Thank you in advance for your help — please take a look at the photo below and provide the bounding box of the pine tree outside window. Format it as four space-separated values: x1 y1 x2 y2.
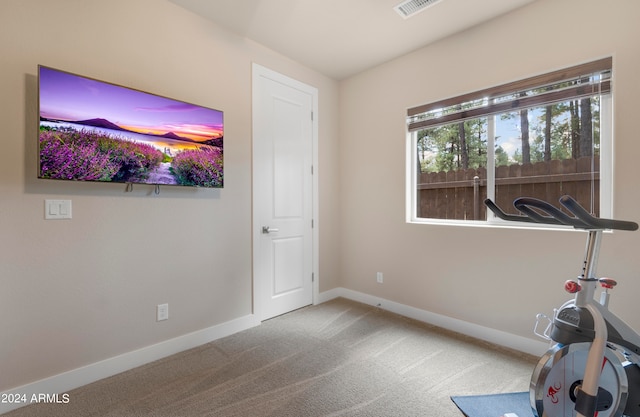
406 58 612 226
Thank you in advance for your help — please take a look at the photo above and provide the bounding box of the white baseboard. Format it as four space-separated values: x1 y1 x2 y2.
318 287 549 357
0 314 260 415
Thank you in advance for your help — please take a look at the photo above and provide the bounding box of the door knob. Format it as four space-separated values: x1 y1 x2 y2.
262 226 279 234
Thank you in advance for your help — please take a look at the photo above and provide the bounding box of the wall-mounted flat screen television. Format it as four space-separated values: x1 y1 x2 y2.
38 65 223 188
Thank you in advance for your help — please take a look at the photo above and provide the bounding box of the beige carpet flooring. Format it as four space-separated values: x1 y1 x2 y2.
3 298 538 417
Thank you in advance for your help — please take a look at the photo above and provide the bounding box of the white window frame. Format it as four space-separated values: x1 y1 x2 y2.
406 61 613 229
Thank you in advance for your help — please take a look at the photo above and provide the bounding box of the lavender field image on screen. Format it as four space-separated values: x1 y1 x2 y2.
38 66 223 187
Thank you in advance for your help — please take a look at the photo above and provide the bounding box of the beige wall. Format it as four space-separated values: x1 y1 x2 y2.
0 0 339 391
338 0 640 341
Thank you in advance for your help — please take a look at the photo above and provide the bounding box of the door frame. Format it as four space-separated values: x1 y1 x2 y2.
251 63 319 321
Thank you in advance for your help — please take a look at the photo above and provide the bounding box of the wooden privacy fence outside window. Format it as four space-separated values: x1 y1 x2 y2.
417 157 599 221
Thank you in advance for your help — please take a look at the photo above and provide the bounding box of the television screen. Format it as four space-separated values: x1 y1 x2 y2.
38 65 223 188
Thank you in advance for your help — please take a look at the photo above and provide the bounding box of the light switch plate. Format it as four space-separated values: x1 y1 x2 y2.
45 200 72 220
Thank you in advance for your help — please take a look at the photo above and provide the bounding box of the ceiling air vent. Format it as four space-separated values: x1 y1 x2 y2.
394 0 443 19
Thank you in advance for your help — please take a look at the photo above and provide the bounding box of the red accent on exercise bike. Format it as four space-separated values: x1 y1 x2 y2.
564 280 582 294
599 277 617 289
547 382 562 404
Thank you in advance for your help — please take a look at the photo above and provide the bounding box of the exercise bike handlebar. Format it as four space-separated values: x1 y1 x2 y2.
485 195 638 231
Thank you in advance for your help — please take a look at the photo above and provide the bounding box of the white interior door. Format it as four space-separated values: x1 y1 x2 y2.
252 64 317 321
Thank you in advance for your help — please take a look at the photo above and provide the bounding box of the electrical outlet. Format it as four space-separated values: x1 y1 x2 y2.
376 272 383 284
157 303 169 321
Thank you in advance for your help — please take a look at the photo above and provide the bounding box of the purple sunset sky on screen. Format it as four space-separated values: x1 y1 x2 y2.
39 66 223 142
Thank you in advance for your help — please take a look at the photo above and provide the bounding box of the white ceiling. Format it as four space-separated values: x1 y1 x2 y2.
169 0 537 80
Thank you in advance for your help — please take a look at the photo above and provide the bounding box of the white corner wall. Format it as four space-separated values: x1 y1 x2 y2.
338 0 640 343
0 0 340 403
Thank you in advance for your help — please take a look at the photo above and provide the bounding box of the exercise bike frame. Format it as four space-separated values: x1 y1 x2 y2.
485 195 639 417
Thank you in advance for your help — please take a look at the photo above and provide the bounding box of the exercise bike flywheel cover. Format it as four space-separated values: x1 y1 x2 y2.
530 342 628 417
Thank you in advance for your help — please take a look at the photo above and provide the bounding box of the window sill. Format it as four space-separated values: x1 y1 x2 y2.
407 217 590 232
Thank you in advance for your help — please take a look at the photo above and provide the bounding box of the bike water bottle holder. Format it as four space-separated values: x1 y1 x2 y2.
533 312 554 341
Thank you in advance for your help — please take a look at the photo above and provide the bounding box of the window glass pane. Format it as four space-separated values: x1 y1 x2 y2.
416 118 488 220
415 97 602 222
493 98 600 218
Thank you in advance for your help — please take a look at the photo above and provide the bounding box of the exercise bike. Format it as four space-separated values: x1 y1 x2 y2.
485 195 640 417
